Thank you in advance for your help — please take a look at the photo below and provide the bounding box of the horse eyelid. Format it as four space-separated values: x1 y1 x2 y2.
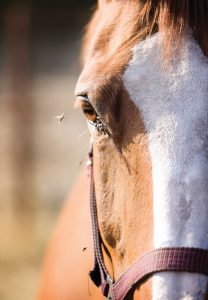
89 117 110 136
76 96 110 135
76 95 89 103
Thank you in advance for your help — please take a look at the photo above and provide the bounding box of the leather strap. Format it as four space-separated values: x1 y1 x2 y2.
88 151 112 296
87 151 208 300
110 247 208 300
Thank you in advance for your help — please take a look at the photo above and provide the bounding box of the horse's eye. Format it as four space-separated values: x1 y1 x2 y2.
77 97 110 135
81 101 98 122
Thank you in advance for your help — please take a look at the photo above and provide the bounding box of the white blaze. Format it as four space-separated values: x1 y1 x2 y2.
123 34 208 299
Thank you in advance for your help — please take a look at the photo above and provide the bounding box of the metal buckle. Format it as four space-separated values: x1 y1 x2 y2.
106 275 113 300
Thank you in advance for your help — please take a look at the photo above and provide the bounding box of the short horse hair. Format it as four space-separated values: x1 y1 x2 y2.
140 0 208 57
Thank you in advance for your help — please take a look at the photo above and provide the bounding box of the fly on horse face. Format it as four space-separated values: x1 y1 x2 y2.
38 1 208 299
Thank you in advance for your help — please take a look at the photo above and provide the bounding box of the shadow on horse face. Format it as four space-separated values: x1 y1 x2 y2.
76 1 155 297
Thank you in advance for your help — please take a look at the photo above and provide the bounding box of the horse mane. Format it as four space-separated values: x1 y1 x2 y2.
82 0 208 64
139 0 208 57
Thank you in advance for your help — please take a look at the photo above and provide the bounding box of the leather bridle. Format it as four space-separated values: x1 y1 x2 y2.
87 148 208 300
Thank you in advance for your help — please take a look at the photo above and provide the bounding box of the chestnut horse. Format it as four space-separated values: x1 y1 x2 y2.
37 0 208 299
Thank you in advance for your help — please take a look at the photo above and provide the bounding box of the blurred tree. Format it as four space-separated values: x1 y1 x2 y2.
1 0 96 219
3 3 34 217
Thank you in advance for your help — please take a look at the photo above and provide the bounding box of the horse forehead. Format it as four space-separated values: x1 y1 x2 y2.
123 33 208 185
123 34 208 118
83 2 141 73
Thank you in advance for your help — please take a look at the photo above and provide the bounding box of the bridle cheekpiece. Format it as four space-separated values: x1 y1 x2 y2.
87 148 208 300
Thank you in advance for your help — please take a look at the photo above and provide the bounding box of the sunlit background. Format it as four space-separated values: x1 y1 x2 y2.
0 1 96 299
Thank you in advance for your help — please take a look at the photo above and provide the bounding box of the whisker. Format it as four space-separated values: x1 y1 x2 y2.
78 128 89 139
87 273 92 297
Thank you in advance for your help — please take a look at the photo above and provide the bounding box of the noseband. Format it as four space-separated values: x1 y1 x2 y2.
87 148 208 300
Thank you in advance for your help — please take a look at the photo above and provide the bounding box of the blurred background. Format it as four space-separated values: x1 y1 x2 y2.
0 0 96 299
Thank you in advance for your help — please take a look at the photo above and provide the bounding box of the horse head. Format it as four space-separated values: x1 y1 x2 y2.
76 0 208 298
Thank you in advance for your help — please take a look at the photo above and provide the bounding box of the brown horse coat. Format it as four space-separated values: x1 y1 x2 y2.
37 171 103 300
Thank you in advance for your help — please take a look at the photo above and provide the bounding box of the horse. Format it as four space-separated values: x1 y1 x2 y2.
37 0 208 299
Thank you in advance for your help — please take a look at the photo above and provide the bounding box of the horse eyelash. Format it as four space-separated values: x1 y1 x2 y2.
75 97 110 136
89 116 110 136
